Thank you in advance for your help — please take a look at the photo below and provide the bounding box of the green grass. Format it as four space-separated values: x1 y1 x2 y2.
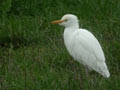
0 0 120 90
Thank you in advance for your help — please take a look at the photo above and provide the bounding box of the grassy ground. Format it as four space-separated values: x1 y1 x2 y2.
0 0 120 90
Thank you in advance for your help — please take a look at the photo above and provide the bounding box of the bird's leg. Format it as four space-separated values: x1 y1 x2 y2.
85 68 89 78
85 66 92 78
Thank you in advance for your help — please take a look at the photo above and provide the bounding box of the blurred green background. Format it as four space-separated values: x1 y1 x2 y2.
0 0 120 90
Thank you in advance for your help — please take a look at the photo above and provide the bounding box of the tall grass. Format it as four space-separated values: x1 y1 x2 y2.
0 0 120 90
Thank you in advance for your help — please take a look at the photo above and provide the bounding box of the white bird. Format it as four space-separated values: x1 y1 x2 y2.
51 14 110 78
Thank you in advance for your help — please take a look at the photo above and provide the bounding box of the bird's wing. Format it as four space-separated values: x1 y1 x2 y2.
67 29 110 77
71 29 105 63
65 29 110 77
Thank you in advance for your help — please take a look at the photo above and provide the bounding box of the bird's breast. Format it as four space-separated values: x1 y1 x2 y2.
63 29 76 55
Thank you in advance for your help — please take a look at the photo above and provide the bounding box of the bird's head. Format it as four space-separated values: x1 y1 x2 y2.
51 14 79 28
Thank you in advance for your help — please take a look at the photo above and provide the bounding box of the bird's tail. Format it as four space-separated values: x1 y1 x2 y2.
97 62 110 78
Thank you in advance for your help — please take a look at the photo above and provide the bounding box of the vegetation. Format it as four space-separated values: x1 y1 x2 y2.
0 0 120 89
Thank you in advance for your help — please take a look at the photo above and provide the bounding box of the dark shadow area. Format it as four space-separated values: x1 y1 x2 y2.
0 37 32 49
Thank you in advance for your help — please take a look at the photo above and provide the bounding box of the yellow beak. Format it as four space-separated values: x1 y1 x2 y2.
51 20 65 24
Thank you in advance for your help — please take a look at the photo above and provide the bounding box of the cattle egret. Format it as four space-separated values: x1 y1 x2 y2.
51 14 110 78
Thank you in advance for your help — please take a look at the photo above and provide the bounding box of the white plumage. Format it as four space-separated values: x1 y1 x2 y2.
51 14 110 78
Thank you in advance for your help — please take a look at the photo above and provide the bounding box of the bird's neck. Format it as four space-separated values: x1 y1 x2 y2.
65 23 79 32
63 24 79 49
66 23 79 29
64 23 79 40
